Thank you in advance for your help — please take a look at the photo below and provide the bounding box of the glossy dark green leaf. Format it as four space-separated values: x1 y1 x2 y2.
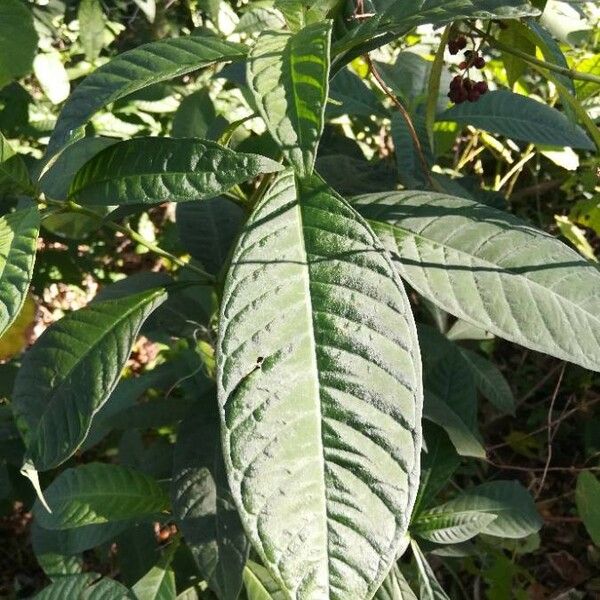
0 0 38 89
171 406 248 600
176 197 245 275
354 191 600 372
248 22 332 176
12 289 167 470
0 206 40 339
218 171 422 599
46 35 246 158
439 90 593 149
34 463 169 530
69 137 282 206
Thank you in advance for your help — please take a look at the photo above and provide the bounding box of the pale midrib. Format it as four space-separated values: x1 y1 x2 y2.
295 194 330 597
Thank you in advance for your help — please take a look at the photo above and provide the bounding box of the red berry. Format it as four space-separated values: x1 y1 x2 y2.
463 78 473 91
455 88 469 104
459 61 468 70
455 36 467 50
450 75 463 90
468 90 481 102
474 56 486 69
448 42 459 55
475 81 488 95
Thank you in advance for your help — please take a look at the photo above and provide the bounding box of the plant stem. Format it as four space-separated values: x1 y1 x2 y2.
44 199 215 283
470 25 600 86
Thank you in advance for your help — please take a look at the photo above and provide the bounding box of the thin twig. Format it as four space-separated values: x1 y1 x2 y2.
365 55 441 191
470 25 600 86
535 363 566 499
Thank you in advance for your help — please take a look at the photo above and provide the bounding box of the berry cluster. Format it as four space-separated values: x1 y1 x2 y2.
448 76 488 104
447 35 489 104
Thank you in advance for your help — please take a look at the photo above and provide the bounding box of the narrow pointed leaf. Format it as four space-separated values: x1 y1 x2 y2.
46 35 246 158
411 541 451 600
411 509 497 544
132 541 178 600
0 206 40 339
12 289 167 470
218 171 422 599
33 463 169 530
171 407 249 600
438 90 593 150
374 565 417 600
68 137 282 206
248 22 332 176
354 191 600 373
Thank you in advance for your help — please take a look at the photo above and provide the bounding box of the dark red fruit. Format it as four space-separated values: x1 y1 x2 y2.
455 36 467 50
474 56 486 69
475 81 488 95
450 75 463 90
468 90 481 102
459 61 468 70
463 78 473 91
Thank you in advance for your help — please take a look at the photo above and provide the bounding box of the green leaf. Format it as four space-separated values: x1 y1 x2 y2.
171 406 249 600
12 289 167 470
327 67 387 118
33 52 70 105
0 206 40 339
132 541 178 600
46 35 246 158
411 508 497 544
498 22 535 87
218 171 422 599
576 471 600 546
0 132 32 195
248 21 332 176
78 0 106 62
33 574 96 600
458 348 515 415
82 578 134 599
423 390 486 459
0 0 38 89
438 90 593 150
243 560 287 600
373 565 417 600
68 137 282 206
176 197 245 276
354 191 600 372
431 481 542 539
411 540 451 600
172 90 217 139
33 463 169 530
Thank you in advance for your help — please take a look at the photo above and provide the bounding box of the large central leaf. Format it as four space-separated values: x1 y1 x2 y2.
248 21 332 176
354 191 600 372
217 171 422 599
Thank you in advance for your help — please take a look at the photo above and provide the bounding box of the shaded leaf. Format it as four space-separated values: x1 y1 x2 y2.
12 289 167 470
0 132 32 195
576 471 600 546
373 564 417 600
439 90 593 149
78 0 106 62
34 463 169 530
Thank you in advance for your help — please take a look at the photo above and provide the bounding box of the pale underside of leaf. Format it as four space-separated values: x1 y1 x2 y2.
248 22 332 176
0 207 40 338
411 509 497 544
46 35 246 158
354 191 600 373
218 171 422 599
12 289 167 470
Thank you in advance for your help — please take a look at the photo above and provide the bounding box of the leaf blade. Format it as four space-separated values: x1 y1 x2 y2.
218 171 422 599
